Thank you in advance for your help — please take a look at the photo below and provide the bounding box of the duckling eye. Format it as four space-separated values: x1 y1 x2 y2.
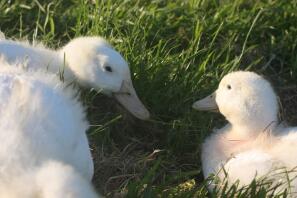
227 85 232 90
104 66 113 72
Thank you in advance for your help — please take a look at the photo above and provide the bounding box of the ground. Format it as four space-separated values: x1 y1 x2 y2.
1 0 297 197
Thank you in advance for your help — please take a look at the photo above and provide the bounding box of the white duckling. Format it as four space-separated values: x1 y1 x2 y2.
0 59 99 196
193 71 297 191
0 36 149 120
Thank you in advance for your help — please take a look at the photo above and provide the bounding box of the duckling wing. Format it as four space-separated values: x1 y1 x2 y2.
222 150 279 186
271 127 297 168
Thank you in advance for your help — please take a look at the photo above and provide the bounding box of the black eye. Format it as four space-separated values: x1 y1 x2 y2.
227 85 232 90
104 66 113 72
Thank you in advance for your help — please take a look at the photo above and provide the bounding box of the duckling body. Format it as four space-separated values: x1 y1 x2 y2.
193 71 297 190
0 161 98 198
0 64 93 180
0 60 98 196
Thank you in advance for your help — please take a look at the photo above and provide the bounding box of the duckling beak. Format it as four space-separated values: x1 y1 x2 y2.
113 80 150 120
192 92 219 112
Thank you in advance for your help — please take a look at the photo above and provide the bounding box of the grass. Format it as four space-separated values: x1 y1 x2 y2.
1 0 297 197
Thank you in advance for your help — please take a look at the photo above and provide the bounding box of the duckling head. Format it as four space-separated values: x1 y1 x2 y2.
60 37 149 120
193 71 278 134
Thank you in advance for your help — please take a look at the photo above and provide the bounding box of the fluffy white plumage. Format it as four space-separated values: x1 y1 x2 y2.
0 36 150 120
0 161 98 198
193 71 297 192
0 59 98 197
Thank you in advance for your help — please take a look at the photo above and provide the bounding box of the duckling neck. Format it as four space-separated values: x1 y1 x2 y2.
0 40 76 82
229 120 278 140
36 50 76 82
30 47 77 83
54 51 77 82
33 45 76 82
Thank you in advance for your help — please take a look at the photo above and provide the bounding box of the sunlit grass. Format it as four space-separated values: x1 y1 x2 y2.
1 0 297 197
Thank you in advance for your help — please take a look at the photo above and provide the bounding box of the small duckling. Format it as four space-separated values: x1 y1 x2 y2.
193 71 297 191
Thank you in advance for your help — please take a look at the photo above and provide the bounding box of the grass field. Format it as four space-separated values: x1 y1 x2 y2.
1 0 297 197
